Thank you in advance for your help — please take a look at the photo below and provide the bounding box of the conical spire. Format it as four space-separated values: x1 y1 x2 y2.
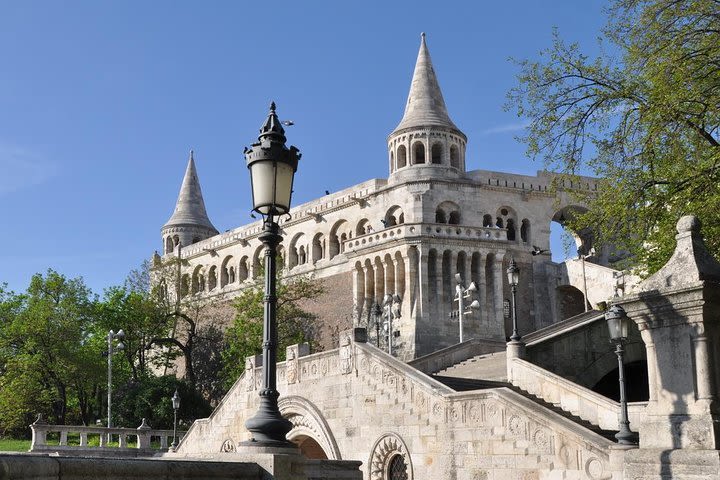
392 33 460 134
163 151 218 233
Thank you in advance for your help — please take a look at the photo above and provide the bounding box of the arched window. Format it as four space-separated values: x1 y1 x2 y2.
228 266 236 284
483 214 493 227
238 257 249 282
298 246 306 265
413 142 425 164
390 150 394 171
450 145 459 168
384 206 404 228
220 256 234 288
388 454 408 480
398 213 404 224
208 266 217 290
180 274 190 298
173 235 180 247
507 218 516 241
448 211 460 224
435 209 446 223
521 219 530 243
312 233 324 263
165 237 174 254
397 145 407 168
431 143 442 164
356 219 370 236
496 217 504 228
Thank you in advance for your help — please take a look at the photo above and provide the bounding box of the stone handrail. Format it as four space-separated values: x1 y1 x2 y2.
523 310 605 346
408 337 506 374
508 357 647 431
30 417 184 456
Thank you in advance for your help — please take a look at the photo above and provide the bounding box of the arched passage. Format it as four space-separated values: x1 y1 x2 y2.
279 395 341 461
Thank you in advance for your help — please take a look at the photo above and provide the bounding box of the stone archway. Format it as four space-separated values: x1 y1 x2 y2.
279 395 341 460
368 432 414 480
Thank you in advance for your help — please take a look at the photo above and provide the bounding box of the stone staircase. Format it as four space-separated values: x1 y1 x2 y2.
433 350 508 381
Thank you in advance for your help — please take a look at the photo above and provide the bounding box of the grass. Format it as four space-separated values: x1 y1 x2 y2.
0 438 31 452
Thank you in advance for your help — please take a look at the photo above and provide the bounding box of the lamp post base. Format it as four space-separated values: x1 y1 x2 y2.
244 390 295 448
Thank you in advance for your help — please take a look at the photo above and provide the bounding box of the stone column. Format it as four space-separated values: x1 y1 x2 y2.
477 252 488 332
363 263 374 317
492 253 506 339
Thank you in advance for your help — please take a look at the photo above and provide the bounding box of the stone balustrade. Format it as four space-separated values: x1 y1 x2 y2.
408 337 506 374
30 416 184 457
508 357 647 431
344 222 507 254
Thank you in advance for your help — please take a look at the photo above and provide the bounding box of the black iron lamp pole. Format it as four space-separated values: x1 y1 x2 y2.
243 102 300 447
171 389 180 451
373 302 382 347
605 304 636 445
507 258 521 342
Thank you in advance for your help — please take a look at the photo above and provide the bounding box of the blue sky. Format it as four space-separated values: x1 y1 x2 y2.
0 1 608 295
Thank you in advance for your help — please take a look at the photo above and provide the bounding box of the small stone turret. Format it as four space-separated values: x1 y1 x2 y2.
387 33 467 181
161 150 218 254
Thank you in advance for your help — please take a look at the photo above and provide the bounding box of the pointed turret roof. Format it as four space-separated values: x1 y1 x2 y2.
163 151 218 233
391 33 461 134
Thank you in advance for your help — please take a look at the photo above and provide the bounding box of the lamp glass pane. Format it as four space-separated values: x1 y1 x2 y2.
274 162 294 213
606 317 621 340
250 161 276 213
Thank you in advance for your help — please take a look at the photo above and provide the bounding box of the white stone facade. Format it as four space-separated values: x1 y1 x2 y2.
157 35 608 360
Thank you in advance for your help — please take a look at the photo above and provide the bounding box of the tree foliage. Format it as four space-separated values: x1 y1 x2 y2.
508 0 720 272
222 273 324 387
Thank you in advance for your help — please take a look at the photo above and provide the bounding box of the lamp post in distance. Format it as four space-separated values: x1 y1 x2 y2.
449 273 480 343
105 329 125 436
171 389 181 451
506 259 521 342
604 304 636 445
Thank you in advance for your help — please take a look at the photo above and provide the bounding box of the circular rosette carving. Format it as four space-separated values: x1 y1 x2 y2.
507 414 525 437
368 432 413 480
532 428 553 453
584 456 609 480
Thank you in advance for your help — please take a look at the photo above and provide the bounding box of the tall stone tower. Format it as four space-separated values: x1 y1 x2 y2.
161 151 218 253
387 33 467 182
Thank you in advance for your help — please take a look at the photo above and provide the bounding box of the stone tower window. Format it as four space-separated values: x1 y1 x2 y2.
496 217 504 228
208 266 217 290
507 218 516 241
450 145 459 168
165 236 174 254
435 209 446 223
412 142 425 164
521 219 531 243
483 214 493 227
390 150 394 172
448 211 460 225
228 266 236 284
397 145 407 168
431 143 442 164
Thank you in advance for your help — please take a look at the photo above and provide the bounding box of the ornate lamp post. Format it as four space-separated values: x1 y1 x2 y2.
243 102 300 447
372 302 383 347
506 258 521 341
604 304 636 444
449 273 480 343
105 329 125 432
171 389 181 451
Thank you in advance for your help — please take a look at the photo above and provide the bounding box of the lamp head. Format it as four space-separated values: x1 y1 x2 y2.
245 102 301 216
466 282 477 293
172 389 181 410
605 304 630 343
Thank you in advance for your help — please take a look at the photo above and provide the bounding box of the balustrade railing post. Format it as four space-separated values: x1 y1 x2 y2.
59 430 68 446
136 418 152 449
79 432 88 446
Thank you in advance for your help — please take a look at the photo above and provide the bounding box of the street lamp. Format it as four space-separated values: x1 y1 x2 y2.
605 304 636 445
243 102 300 448
506 258 521 342
106 329 125 433
449 273 480 343
171 389 180 451
372 302 383 348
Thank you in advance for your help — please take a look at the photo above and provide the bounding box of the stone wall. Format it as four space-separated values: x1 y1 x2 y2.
179 334 621 480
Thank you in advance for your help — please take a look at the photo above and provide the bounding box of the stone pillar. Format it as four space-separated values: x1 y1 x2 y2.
477 253 488 332
363 263 374 311
619 216 720 465
492 253 506 339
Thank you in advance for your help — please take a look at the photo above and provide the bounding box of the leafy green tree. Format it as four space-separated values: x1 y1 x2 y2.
0 271 102 434
508 0 719 273
113 375 211 430
222 273 324 387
